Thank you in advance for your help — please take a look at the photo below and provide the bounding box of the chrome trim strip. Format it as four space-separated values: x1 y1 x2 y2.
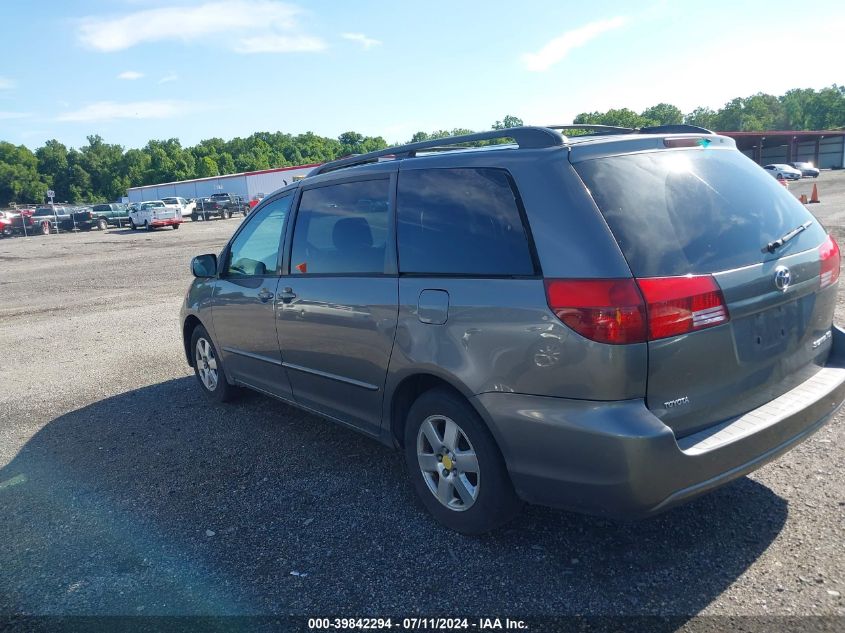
281 361 379 391
221 346 283 367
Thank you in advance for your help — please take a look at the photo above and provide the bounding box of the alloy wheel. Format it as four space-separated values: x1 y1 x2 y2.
416 415 480 511
195 337 219 391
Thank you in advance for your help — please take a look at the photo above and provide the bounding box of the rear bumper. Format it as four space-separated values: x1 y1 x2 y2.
474 326 845 518
151 219 182 227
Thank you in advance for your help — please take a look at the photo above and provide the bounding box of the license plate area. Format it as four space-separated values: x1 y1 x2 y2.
734 299 806 362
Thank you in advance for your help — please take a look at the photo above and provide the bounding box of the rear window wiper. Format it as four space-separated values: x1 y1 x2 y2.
764 220 813 253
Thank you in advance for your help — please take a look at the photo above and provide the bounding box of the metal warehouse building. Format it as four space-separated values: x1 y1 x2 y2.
127 163 320 203
720 130 845 168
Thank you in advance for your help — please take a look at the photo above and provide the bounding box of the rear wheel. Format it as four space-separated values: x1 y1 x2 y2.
172 223 180 230
1 226 12 237
97 217 108 230
190 325 236 403
40 221 51 235
145 221 153 232
223 209 232 220
191 213 198 221
403 388 521 534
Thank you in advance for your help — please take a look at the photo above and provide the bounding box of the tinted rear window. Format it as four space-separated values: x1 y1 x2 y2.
397 168 535 276
574 149 826 277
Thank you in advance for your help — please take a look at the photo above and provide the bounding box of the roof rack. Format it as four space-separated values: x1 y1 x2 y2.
309 127 565 176
638 124 714 134
546 124 635 134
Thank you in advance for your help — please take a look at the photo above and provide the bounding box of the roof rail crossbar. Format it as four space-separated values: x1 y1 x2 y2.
638 124 714 134
309 127 565 176
546 124 635 134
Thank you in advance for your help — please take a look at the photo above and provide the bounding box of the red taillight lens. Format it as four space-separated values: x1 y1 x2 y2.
637 275 729 340
544 279 647 344
546 275 730 344
819 235 840 289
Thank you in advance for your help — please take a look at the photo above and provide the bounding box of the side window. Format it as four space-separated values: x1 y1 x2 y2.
290 179 390 275
397 168 535 276
225 196 291 277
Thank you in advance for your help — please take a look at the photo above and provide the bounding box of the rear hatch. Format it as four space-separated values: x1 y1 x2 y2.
572 140 839 437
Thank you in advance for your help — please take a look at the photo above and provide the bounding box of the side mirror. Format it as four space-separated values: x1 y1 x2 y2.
191 254 217 278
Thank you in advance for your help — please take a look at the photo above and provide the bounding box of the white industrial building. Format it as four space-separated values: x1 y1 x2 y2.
126 163 320 203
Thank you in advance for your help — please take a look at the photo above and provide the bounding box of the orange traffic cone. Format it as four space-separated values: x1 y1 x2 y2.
800 194 808 204
809 183 820 203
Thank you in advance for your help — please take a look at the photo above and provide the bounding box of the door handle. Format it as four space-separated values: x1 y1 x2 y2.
257 289 275 303
278 287 297 303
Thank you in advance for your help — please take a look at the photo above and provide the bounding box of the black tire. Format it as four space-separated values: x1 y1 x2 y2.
145 221 153 232
223 209 232 220
129 219 137 231
190 325 237 403
403 388 521 534
1 226 12 237
191 213 198 222
97 217 108 230
172 223 180 230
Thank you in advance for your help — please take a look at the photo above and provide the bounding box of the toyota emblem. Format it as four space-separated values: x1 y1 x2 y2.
774 266 791 292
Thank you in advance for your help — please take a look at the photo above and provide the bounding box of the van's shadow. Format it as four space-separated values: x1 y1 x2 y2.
0 378 787 618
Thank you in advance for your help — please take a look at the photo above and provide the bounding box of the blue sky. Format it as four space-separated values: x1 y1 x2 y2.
1 0 844 150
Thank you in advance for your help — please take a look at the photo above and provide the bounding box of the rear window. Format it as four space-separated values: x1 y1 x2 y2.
397 168 535 276
574 149 826 277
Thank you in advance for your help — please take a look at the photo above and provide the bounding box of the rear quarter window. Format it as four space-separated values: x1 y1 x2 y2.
574 149 826 277
397 168 536 276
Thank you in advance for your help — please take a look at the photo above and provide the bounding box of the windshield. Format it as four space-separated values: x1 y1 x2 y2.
574 149 827 276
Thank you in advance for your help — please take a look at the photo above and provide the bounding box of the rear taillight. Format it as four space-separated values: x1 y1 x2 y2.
819 235 840 289
544 279 647 344
637 275 728 340
545 275 729 344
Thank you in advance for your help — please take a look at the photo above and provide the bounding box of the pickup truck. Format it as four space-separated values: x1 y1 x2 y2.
30 206 75 234
76 203 131 230
192 193 249 220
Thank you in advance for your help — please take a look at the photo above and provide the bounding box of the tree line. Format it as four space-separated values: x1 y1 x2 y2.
1 85 844 206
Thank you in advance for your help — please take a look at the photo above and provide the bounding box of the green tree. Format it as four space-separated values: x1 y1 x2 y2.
640 103 683 126
0 142 47 204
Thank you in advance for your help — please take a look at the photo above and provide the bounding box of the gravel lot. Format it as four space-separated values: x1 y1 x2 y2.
1 174 844 624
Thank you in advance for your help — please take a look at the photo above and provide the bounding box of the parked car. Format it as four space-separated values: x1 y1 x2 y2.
192 193 249 220
162 197 196 216
128 200 182 231
0 211 33 236
30 205 74 234
79 203 131 230
181 126 844 534
789 161 820 178
763 163 802 180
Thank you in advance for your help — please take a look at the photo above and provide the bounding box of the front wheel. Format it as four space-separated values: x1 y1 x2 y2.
172 223 180 230
223 209 232 220
1 226 12 237
97 217 108 230
129 219 137 231
191 213 198 221
403 388 521 534
40 221 51 235
190 325 237 403
145 221 153 232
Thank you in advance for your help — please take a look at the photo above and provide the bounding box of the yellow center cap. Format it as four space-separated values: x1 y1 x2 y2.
442 455 454 470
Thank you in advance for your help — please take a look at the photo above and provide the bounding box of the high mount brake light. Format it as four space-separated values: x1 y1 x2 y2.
820 234 841 289
545 275 730 344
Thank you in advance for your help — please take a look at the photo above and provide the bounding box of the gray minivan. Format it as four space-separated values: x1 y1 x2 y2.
181 125 845 533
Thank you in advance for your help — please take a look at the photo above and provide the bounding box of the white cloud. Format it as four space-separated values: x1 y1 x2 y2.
158 73 179 84
0 76 15 90
521 17 627 72
117 70 144 80
77 0 326 54
341 32 381 50
57 100 198 122
0 111 31 120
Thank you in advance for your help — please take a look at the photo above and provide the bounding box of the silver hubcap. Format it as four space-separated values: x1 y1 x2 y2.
417 415 479 511
195 338 218 391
